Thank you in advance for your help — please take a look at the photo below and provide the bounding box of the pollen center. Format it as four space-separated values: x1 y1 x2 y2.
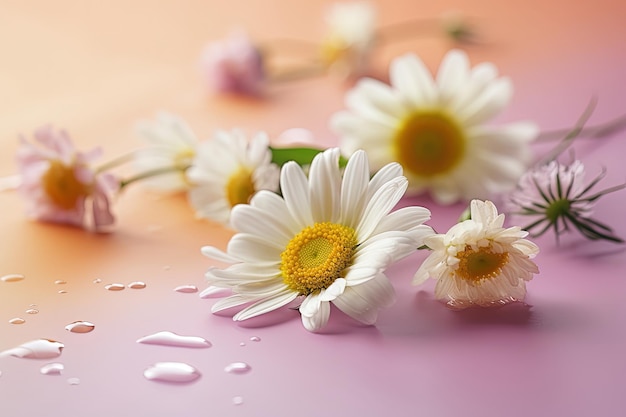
225 167 255 207
455 244 509 285
42 160 90 209
280 222 357 295
393 111 466 177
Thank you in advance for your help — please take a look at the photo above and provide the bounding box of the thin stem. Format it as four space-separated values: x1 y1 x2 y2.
95 150 141 173
536 113 626 143
119 166 188 190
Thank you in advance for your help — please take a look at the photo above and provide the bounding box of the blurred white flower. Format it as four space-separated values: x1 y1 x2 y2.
321 1 377 78
414 200 539 309
331 49 538 204
186 130 280 225
134 113 199 193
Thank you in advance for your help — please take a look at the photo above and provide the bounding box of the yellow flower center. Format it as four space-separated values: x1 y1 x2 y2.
393 111 466 177
42 160 90 209
280 222 357 295
225 167 255 207
455 244 509 285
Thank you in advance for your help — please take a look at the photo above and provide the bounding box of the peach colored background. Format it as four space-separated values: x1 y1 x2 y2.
2 1 626 416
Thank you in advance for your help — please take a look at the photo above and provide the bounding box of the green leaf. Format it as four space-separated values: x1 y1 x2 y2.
270 147 348 168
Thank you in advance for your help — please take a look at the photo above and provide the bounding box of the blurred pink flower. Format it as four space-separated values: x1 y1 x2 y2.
16 126 119 232
201 31 266 96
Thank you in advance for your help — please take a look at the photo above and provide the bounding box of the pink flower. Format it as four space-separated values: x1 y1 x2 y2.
16 126 119 232
201 31 266 96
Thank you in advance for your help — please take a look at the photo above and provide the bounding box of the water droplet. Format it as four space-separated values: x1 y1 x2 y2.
25 308 39 315
136 331 211 348
93 278 102 284
67 377 80 385
232 396 244 406
239 342 246 347
0 339 64 359
65 321 95 334
58 290 68 294
224 362 251 375
54 280 67 285
173 285 198 293
128 281 146 289
104 283 125 291
1 274 25 283
249 336 261 342
144 362 201 383
40 362 64 375
9 318 25 325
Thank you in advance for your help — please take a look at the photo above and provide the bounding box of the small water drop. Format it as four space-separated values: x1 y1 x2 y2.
128 281 146 289
224 362 251 375
104 283 125 291
93 278 102 284
25 308 39 315
40 362 64 375
54 280 67 285
144 362 201 383
136 331 211 348
65 321 95 334
67 377 80 385
239 342 246 347
249 336 261 342
232 396 244 406
174 285 198 294
1 274 25 283
58 290 68 294
9 318 25 325
0 339 64 359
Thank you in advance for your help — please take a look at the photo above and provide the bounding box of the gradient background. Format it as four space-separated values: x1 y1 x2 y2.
1 1 626 416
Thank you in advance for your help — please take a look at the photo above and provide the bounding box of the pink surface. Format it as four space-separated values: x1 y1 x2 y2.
2 1 626 416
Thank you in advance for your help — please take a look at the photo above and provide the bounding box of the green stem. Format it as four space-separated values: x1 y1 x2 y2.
119 166 188 190
96 150 141 173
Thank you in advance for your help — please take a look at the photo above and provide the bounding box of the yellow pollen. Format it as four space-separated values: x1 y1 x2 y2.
225 167 255 207
393 110 466 177
280 222 357 296
42 160 90 209
455 244 509 285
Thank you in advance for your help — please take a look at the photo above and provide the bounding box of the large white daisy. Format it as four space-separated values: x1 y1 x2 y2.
201 148 433 332
186 129 280 225
331 49 538 205
134 112 199 192
414 199 539 309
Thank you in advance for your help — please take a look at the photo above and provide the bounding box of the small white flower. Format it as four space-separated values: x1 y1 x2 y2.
507 160 625 243
414 199 539 309
331 49 538 204
321 1 377 78
186 130 280 225
201 148 433 332
134 113 199 192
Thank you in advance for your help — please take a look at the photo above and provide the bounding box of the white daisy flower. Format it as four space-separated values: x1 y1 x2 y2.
414 199 539 309
201 148 433 332
134 112 199 192
186 130 280 225
330 49 538 204
321 1 377 78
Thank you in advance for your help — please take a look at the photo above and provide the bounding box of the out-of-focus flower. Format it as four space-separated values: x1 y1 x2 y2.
201 30 266 96
201 148 433 332
507 160 625 243
186 130 280 225
133 112 200 193
16 126 118 231
414 199 539 309
320 1 376 79
331 49 538 205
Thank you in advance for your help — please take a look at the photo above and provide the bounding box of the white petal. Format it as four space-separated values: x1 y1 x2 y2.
320 278 347 301
436 49 470 106
389 53 436 107
230 204 293 245
201 245 239 264
227 233 283 263
357 177 408 241
233 290 298 321
309 148 341 223
280 161 313 228
340 150 370 228
458 77 513 126
301 297 331 332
